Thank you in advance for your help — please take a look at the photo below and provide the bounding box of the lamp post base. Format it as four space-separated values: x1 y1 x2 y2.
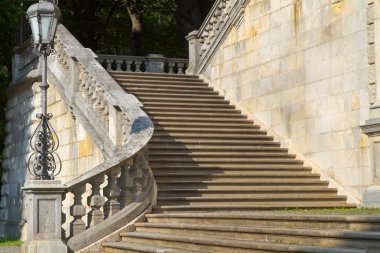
22 180 67 253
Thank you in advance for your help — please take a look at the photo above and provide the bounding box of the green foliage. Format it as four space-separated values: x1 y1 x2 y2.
60 0 215 57
0 0 23 191
0 237 23 246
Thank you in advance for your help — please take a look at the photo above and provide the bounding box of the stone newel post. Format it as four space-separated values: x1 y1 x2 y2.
186 30 200 75
146 54 165 73
22 180 67 253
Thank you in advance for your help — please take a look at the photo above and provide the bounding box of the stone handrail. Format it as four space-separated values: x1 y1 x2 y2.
186 0 250 74
97 54 188 74
46 25 155 252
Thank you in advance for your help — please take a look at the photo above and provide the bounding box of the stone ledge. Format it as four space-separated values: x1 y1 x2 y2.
361 119 380 137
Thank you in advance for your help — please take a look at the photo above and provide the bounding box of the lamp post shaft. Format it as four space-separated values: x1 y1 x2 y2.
40 53 50 180
40 53 49 115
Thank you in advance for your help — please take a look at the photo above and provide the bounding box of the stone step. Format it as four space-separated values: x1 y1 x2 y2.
111 71 199 79
150 157 301 164
149 139 281 146
149 151 292 158
158 189 339 198
145 212 380 231
157 185 336 193
154 178 327 185
153 126 265 134
103 241 209 253
142 101 236 109
156 196 348 206
151 164 311 170
151 133 272 140
130 91 224 99
125 86 220 95
149 145 287 152
144 106 243 114
150 116 253 123
148 111 247 118
116 78 208 87
133 222 380 252
153 202 356 213
153 171 316 177
138 96 230 104
120 83 214 91
121 232 364 253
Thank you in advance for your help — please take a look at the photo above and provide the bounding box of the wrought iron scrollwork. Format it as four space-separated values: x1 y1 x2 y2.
28 113 61 180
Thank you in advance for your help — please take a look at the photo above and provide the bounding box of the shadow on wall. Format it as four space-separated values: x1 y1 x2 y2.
1 81 37 239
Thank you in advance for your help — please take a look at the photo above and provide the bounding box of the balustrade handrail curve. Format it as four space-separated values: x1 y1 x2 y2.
44 25 155 252
192 0 250 74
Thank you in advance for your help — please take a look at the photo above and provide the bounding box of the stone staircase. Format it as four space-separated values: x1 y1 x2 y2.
101 72 380 252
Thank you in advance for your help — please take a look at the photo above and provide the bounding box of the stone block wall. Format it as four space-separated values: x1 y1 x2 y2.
201 0 375 203
0 79 103 238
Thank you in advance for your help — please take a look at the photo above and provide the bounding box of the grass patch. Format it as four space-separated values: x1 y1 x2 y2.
0 237 23 247
273 208 380 215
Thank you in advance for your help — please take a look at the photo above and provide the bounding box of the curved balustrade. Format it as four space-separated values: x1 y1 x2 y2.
45 25 155 252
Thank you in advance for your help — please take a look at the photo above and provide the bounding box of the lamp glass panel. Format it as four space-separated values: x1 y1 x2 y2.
29 16 40 44
40 15 52 43
49 17 59 42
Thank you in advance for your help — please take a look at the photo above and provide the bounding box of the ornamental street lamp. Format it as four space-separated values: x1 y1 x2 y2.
27 0 62 180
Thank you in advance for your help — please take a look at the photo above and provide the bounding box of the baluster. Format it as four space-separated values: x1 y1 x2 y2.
106 59 112 71
118 161 134 207
88 176 105 227
168 62 175 73
126 60 132 72
103 104 109 127
177 63 185 74
116 59 123 71
62 193 67 239
104 167 121 218
135 60 142 72
70 185 86 236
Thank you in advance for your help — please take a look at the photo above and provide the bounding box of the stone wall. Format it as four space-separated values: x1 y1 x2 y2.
200 0 376 204
0 77 104 238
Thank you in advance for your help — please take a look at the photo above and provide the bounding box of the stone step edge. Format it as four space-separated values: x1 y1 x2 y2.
145 212 379 222
102 241 208 253
152 203 356 211
156 188 338 192
111 71 199 78
122 232 365 253
134 222 380 241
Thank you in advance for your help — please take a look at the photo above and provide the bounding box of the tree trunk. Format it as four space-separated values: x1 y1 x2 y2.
127 0 143 55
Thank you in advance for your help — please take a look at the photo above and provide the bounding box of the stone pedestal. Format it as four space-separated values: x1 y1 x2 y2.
146 54 165 73
22 180 67 253
186 30 200 75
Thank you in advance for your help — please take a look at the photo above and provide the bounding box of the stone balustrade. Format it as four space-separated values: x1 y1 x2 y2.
97 54 188 74
186 0 249 74
19 25 155 253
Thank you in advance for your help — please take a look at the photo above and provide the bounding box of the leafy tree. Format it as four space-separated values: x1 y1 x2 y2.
0 0 23 193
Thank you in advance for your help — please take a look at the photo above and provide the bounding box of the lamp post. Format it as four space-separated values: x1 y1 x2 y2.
27 0 62 180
